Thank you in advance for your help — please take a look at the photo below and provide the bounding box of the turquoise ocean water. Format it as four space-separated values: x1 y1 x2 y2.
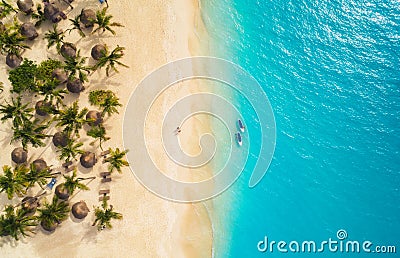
200 0 400 257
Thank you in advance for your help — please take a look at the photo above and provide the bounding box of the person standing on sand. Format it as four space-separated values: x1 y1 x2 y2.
99 0 109 8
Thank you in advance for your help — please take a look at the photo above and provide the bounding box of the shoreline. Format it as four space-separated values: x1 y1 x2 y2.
0 0 214 257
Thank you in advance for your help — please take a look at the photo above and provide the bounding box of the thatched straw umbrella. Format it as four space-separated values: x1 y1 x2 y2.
11 147 27 164
61 42 77 59
21 196 39 215
80 9 96 28
67 78 84 93
35 100 51 116
55 184 70 200
52 68 68 84
86 110 103 126
32 159 48 172
21 22 38 40
52 132 68 148
17 0 34 14
91 44 107 60
80 152 96 168
71 201 89 219
44 3 62 23
6 54 22 68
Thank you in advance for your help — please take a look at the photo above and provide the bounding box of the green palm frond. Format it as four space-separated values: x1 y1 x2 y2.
66 14 85 38
0 96 34 128
91 7 124 35
0 165 27 199
37 196 69 228
91 46 128 76
0 0 18 19
63 170 90 195
57 139 84 162
87 125 110 150
11 119 50 149
55 101 88 137
92 199 122 231
44 24 65 51
0 205 37 241
25 163 55 189
63 50 90 82
104 148 129 174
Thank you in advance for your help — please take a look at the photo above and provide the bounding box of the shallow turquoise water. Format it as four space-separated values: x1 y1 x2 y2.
201 0 400 257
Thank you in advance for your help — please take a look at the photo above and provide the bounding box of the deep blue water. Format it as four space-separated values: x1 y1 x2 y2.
201 0 400 257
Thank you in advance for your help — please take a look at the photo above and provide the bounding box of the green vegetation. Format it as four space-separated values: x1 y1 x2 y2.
61 170 90 195
0 20 29 56
87 125 110 150
0 0 18 19
25 163 55 189
8 59 37 93
88 89 122 116
31 4 46 27
66 14 86 38
0 205 37 240
55 101 88 136
57 139 84 162
92 199 122 231
0 96 34 127
0 3 126 242
44 24 65 51
12 119 50 149
0 165 27 199
63 50 91 82
104 148 129 174
92 7 124 35
37 196 69 232
91 45 128 76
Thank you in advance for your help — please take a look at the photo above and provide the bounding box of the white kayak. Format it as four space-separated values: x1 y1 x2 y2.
236 132 242 146
238 119 245 133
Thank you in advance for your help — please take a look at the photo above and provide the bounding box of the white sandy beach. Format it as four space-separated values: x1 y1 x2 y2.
0 0 213 257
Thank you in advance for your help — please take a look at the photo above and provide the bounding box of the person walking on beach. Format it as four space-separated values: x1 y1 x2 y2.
175 127 181 135
99 0 109 8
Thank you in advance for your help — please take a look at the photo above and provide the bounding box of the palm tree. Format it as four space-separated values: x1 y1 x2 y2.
92 199 122 231
101 92 122 117
87 125 110 150
31 4 46 27
63 50 90 82
55 170 94 200
12 119 50 149
24 163 57 189
66 14 85 38
0 165 27 199
0 96 34 128
44 24 65 51
0 21 29 63
37 196 69 232
0 0 18 19
55 101 88 137
57 139 84 162
104 148 129 174
0 205 37 241
92 7 124 35
37 79 67 108
88 90 121 117
91 45 128 76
